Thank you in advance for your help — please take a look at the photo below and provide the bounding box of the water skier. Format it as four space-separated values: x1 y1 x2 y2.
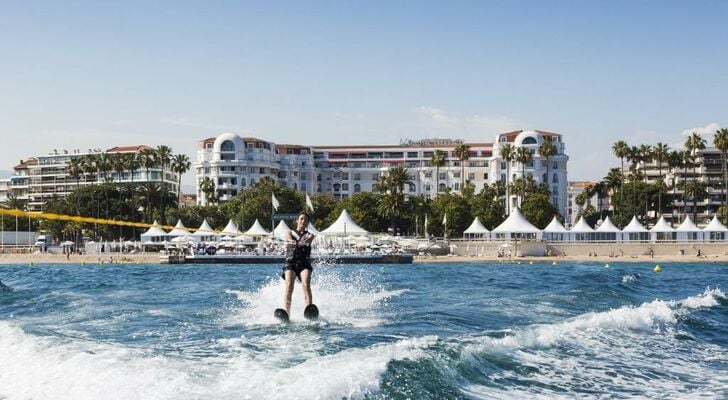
275 212 318 321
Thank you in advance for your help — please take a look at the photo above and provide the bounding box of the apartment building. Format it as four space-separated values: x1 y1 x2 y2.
195 130 570 217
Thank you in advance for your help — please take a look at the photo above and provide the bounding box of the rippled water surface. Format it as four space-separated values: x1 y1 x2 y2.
0 261 727 399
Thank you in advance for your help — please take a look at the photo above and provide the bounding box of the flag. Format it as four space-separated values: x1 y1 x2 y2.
271 193 280 211
442 214 447 226
305 193 315 212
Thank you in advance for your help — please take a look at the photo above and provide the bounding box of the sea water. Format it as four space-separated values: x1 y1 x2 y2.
0 261 726 399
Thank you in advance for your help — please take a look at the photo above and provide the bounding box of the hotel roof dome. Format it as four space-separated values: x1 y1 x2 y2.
213 132 244 153
514 130 542 147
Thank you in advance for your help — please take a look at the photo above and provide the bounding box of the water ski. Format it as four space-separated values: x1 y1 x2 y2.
274 308 290 322
304 304 319 320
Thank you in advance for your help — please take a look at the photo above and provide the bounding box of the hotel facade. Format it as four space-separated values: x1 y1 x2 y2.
4 146 179 212
195 130 570 217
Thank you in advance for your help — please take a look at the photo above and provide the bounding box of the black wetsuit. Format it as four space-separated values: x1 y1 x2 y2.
282 229 313 280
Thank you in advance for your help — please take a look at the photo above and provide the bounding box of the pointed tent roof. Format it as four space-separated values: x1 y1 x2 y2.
244 219 271 236
543 216 569 233
703 215 727 232
676 215 701 232
570 217 594 233
307 222 319 235
167 220 191 236
321 209 369 236
492 208 540 233
596 216 621 233
273 220 292 240
140 220 167 237
192 219 216 237
463 217 490 234
650 216 675 232
220 219 241 235
622 216 648 233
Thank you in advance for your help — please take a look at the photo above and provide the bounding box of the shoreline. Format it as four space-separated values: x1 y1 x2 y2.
0 253 726 265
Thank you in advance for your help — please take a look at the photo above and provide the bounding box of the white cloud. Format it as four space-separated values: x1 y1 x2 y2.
680 122 721 137
411 106 524 139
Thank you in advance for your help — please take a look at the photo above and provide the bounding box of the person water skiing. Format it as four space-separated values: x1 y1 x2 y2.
275 212 318 321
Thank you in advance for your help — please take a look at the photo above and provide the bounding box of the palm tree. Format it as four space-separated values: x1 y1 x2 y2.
139 148 156 223
430 150 446 194
66 157 83 215
499 143 515 214
713 128 728 211
538 136 557 205
454 144 470 190
384 166 412 194
667 150 684 224
681 179 709 223
155 145 173 224
612 140 630 208
602 168 623 217
125 152 140 238
171 153 191 216
514 147 532 207
653 143 670 216
200 177 217 205
685 132 707 222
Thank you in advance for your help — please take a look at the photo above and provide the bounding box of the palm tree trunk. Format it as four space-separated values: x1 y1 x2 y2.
177 173 182 218
723 150 727 213
545 156 550 206
658 161 662 216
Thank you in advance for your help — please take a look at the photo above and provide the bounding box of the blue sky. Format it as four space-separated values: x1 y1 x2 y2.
1 1 726 188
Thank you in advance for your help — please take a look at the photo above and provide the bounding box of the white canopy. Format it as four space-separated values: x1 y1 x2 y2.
463 217 490 234
703 215 727 232
596 216 621 232
140 220 167 238
650 216 675 232
492 208 540 233
244 219 271 236
273 220 292 240
570 217 595 233
192 219 216 237
543 216 568 233
321 209 369 236
167 220 191 237
622 216 648 233
675 215 701 232
220 219 241 235
307 222 320 235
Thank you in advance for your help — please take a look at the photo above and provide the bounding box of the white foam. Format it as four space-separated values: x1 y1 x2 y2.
224 269 406 327
680 287 726 309
0 321 434 400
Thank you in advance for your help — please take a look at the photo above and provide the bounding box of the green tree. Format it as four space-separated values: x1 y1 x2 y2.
470 184 505 230
155 145 173 224
454 144 470 190
713 128 728 211
430 150 446 194
199 177 216 207
171 153 191 217
612 140 630 208
499 143 515 215
684 132 706 222
521 193 560 229
428 191 470 237
653 143 670 215
538 136 557 204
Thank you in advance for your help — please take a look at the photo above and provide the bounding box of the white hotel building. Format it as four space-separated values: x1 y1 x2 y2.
195 130 569 216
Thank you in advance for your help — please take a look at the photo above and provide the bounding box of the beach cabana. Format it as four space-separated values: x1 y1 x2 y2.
542 216 568 241
244 219 271 237
675 215 702 241
570 217 595 241
273 220 292 241
140 220 168 245
192 219 217 242
595 216 621 241
221 220 242 236
321 209 369 236
650 216 676 242
622 216 649 242
491 208 541 240
702 215 727 241
463 217 489 239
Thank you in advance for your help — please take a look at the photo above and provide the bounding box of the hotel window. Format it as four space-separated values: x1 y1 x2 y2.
342 172 349 180
301 182 307 191
500 162 506 170
333 183 341 192
409 184 416 192
439 173 446 180
454 183 460 191
425 184 431 191
354 184 361 193
553 161 558 169
424 171 432 178
483 173 488 180
553 173 559 183
453 171 461 178
220 140 235 152
500 174 505 183
353 173 361 180
468 173 475 180
342 183 349 191
206 143 213 149
372 172 380 180
407 152 418 158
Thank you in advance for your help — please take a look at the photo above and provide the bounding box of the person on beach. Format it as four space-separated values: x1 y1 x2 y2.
281 212 315 314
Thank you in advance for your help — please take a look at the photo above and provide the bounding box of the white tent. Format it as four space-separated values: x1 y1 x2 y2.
192 219 217 241
273 220 292 240
167 220 191 237
595 216 621 241
650 215 676 241
676 215 702 241
321 209 369 236
542 216 568 241
492 208 540 239
570 217 594 241
220 219 241 236
703 215 727 240
307 222 320 235
463 217 489 239
622 216 649 241
244 219 271 237
140 220 167 244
